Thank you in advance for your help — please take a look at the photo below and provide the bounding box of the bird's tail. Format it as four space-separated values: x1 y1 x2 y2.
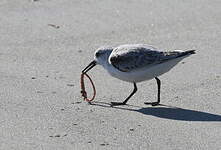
177 50 196 58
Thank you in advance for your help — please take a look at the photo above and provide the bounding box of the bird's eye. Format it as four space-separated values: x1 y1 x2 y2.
95 52 101 57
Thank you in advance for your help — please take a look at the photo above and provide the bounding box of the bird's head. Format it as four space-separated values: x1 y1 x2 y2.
94 46 113 65
82 46 113 73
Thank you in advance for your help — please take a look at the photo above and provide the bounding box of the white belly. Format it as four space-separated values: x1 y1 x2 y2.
106 56 186 83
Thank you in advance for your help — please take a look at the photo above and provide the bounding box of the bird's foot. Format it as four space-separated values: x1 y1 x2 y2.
111 102 126 106
144 102 160 106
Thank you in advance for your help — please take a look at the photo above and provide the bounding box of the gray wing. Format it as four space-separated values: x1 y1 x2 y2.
109 44 182 72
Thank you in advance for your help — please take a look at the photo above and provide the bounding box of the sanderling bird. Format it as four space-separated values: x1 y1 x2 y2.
82 44 195 106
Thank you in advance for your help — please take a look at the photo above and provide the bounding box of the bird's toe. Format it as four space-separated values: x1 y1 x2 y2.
144 102 160 106
111 102 126 106
151 102 160 106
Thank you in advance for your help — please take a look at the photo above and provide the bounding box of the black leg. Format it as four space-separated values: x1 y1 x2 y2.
111 83 137 106
144 77 161 106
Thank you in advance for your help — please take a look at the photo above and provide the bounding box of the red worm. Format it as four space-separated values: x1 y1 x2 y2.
80 73 96 102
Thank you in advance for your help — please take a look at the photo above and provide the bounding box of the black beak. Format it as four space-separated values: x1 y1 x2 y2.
82 60 97 73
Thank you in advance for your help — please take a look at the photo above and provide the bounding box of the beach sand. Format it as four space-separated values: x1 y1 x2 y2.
0 0 220 149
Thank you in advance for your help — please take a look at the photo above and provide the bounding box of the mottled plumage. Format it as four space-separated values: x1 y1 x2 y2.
109 44 194 72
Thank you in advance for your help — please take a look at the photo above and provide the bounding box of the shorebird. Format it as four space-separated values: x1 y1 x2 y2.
82 44 195 106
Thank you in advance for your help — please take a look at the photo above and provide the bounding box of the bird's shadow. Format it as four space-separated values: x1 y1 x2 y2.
90 101 221 122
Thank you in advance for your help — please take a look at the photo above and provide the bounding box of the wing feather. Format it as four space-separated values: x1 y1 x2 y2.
109 44 182 72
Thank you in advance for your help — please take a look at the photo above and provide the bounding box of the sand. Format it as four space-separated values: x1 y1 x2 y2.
0 0 220 149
